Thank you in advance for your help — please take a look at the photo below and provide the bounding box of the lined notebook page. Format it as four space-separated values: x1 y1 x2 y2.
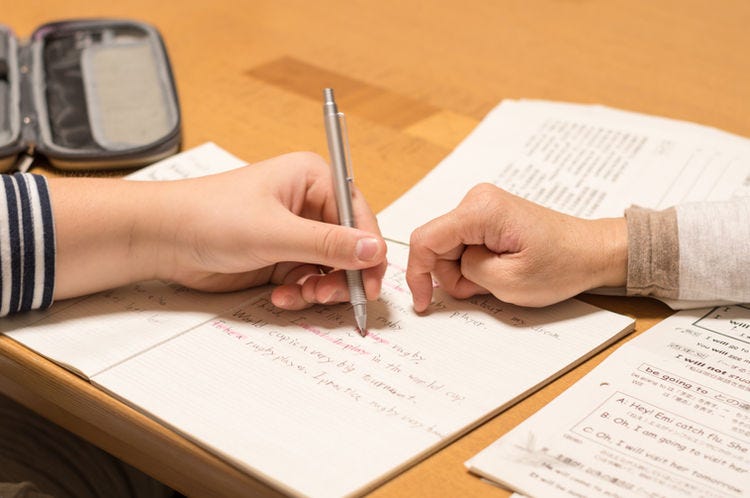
92 242 634 498
1 282 254 377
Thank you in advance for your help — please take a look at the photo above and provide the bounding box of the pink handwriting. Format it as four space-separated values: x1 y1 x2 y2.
212 320 249 341
367 330 390 345
294 320 370 355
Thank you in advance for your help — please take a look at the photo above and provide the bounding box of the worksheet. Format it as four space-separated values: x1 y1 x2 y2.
378 99 750 245
467 305 750 497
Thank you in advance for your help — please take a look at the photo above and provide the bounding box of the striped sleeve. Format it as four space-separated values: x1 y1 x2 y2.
0 173 56 316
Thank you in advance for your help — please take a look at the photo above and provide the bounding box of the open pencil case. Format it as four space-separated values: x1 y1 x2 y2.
0 18 181 172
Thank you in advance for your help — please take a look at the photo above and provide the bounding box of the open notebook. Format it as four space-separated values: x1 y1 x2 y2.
1 141 635 497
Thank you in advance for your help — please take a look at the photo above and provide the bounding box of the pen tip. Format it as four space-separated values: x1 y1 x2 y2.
323 88 334 101
355 310 367 337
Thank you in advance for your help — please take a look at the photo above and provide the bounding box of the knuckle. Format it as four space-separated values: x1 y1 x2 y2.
289 150 326 165
317 226 346 262
465 183 499 209
466 183 497 201
409 225 428 248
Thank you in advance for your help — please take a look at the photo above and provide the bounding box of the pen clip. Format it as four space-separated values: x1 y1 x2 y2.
338 111 354 182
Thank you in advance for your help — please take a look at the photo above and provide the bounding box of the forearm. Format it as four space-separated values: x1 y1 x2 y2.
2 154 388 315
48 178 163 300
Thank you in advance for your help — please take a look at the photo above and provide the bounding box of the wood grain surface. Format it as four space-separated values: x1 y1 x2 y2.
1 1 747 496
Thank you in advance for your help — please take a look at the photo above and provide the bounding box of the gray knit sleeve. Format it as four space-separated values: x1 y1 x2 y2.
625 198 750 303
0 173 56 316
672 198 750 302
625 205 679 299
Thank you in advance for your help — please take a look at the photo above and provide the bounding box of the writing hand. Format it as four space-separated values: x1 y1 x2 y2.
51 152 387 309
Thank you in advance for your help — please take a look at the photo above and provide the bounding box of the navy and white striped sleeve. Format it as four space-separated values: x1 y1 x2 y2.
0 173 55 317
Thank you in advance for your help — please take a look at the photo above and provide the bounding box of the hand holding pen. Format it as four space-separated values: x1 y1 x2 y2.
50 151 388 313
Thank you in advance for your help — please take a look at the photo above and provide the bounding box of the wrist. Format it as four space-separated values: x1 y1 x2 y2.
128 180 178 283
132 184 169 282
587 217 628 289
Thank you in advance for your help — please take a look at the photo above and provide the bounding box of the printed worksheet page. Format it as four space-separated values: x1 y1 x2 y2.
467 305 750 498
378 99 750 245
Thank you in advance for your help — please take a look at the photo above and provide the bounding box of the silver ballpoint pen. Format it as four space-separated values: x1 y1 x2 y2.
323 88 368 337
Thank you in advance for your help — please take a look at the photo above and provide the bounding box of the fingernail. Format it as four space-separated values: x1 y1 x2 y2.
276 295 293 308
355 237 380 262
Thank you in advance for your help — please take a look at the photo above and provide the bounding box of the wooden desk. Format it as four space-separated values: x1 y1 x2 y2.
1 1 748 496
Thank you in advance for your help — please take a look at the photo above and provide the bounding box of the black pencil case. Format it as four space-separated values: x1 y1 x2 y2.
0 18 181 172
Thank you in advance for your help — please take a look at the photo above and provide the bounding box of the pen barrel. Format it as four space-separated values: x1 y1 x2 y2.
323 92 356 228
345 269 366 305
324 88 368 330
328 131 356 227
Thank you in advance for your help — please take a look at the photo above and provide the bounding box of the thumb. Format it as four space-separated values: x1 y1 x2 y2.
266 216 386 269
460 245 503 295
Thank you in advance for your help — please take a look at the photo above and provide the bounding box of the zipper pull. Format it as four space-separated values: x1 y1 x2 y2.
14 145 35 173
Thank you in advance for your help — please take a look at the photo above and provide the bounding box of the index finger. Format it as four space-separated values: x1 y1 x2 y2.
406 211 467 312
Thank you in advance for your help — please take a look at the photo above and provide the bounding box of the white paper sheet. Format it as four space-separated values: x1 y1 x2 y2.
378 99 750 245
467 305 750 498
